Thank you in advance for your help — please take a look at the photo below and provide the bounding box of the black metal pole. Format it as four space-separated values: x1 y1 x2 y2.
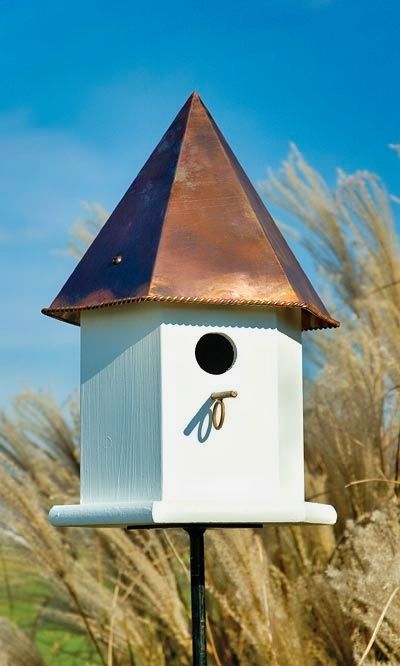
186 527 207 666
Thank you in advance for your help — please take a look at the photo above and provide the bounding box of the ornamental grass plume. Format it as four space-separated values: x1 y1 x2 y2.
0 146 400 663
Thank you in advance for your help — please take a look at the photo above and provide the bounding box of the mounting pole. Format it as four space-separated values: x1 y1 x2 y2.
186 527 207 665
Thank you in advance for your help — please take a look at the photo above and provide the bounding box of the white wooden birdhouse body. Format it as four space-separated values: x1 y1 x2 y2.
45 92 339 528
81 304 304 511
49 302 335 526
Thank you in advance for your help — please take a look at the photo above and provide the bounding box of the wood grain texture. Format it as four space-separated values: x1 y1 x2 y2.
80 306 162 503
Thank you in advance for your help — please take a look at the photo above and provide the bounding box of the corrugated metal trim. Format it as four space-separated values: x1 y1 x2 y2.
42 294 339 330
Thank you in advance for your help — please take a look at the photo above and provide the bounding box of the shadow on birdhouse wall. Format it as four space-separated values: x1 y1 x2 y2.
183 397 213 443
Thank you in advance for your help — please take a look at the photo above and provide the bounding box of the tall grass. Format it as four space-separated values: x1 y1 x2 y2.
1 147 400 664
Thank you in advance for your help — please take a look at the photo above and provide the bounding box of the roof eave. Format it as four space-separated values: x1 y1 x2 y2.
42 297 339 331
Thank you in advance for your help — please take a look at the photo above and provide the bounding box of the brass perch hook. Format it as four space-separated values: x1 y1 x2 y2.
210 390 238 430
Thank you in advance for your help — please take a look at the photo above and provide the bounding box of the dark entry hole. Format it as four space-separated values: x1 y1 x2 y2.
195 333 236 375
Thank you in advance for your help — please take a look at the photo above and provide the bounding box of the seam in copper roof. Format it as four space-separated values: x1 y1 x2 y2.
147 92 197 298
205 106 331 319
200 99 298 304
147 93 195 293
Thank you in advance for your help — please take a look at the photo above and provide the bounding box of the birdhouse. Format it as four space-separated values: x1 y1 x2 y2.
44 93 339 528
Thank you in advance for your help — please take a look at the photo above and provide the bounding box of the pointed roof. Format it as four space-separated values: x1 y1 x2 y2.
43 92 339 330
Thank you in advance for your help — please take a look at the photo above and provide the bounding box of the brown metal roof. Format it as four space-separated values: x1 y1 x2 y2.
42 92 339 330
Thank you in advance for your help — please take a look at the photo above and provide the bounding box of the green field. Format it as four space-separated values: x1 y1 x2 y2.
0 568 101 665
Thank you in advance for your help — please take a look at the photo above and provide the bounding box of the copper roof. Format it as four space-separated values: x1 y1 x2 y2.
43 92 339 330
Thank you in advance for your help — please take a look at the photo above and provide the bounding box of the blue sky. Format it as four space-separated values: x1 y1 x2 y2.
1 0 399 407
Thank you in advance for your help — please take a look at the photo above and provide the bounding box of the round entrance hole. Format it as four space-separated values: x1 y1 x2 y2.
195 333 236 375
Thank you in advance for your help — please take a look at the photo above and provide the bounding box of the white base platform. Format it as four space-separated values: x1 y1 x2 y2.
49 500 337 528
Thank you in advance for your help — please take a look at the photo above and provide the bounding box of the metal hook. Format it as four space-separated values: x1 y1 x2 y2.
210 390 238 430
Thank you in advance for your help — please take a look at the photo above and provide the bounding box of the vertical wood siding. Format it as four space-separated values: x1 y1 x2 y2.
80 307 162 503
